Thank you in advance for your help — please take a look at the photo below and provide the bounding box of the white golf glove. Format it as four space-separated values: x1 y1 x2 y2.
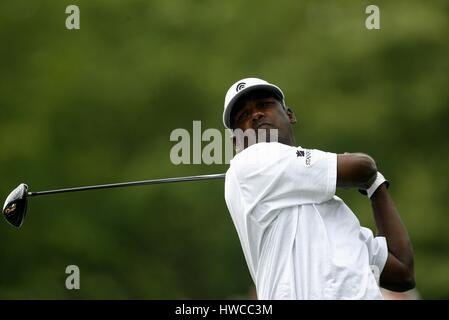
360 172 389 198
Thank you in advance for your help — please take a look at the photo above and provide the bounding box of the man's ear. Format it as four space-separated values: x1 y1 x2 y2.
286 107 297 124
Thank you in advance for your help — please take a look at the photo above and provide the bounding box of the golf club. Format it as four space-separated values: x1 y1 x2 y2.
2 173 226 228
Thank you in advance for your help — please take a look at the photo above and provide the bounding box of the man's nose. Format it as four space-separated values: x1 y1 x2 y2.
251 110 265 123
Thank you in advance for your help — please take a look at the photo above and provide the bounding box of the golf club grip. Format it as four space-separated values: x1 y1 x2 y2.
27 173 226 197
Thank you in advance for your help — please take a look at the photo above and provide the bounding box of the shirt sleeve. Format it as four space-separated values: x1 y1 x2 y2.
230 142 337 218
359 227 389 274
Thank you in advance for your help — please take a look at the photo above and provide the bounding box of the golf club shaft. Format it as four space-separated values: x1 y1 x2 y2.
27 173 226 197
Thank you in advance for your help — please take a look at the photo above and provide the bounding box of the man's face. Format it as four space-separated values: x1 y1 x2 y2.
230 91 296 150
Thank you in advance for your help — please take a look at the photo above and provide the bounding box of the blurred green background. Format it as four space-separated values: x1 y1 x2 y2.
1 0 448 299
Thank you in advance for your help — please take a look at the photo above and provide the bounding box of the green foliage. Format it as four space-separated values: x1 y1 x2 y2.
0 0 448 298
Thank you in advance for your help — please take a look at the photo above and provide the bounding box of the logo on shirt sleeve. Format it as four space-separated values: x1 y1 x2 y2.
297 149 312 166
305 150 312 166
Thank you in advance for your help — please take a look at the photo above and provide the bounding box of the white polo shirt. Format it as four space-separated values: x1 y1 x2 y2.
224 142 388 300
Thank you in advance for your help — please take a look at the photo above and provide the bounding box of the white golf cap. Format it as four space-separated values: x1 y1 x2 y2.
223 77 285 129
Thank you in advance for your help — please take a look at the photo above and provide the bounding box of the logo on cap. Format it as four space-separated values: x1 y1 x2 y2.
236 82 246 92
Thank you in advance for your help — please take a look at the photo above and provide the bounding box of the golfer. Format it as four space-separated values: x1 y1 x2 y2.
223 78 415 299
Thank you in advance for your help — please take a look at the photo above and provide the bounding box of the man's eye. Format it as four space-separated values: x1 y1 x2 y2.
239 112 249 121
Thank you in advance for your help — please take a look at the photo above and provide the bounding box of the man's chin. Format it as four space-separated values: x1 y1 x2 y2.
257 123 273 130
256 127 279 143
233 127 280 151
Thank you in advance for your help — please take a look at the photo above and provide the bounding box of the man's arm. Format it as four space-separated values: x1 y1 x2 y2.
371 184 415 291
337 153 415 292
337 153 377 189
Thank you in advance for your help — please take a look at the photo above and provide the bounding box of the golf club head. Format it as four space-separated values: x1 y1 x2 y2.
3 183 28 228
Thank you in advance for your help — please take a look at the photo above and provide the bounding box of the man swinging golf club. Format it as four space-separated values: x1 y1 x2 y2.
223 78 415 299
